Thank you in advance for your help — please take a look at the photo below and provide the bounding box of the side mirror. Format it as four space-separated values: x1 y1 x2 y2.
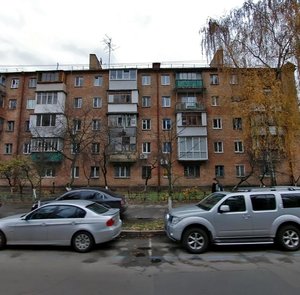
219 205 230 213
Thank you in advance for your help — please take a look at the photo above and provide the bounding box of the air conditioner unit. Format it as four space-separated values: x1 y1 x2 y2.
140 153 148 159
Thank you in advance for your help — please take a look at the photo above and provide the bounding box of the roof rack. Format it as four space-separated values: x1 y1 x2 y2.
235 186 300 192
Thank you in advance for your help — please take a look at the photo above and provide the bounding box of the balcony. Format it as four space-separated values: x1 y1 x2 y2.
175 102 206 112
109 152 138 163
175 80 204 92
31 152 63 163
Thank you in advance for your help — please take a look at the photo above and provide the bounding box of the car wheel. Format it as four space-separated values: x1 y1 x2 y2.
72 231 95 253
182 227 209 254
0 231 6 250
276 225 300 251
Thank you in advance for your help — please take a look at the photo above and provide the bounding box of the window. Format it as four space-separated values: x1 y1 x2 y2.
92 119 101 131
221 196 246 212
161 74 170 85
142 96 151 107
110 70 136 80
39 72 59 82
281 193 300 208
210 74 219 85
71 166 79 178
114 165 131 178
23 142 31 154
26 99 36 109
250 194 276 211
36 114 56 127
24 120 30 132
6 121 14 132
93 97 102 108
94 76 103 86
8 99 17 109
10 78 19 89
162 96 171 107
74 97 82 108
230 74 238 85
233 118 242 130
213 118 222 129
0 95 4 108
162 118 171 130
109 92 131 103
142 166 152 179
28 78 37 88
142 142 151 153
236 165 245 177
91 143 100 154
71 143 80 154
142 75 151 85
215 165 224 177
182 113 202 126
73 119 81 131
179 137 208 160
74 76 83 87
214 141 223 153
162 142 171 153
108 114 137 128
43 168 55 178
142 119 151 130
211 96 220 106
4 143 13 154
90 166 100 178
36 92 58 105
234 141 244 153
184 165 200 178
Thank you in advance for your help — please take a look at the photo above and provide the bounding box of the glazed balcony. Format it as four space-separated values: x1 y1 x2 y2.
31 152 63 163
175 80 204 92
175 102 206 112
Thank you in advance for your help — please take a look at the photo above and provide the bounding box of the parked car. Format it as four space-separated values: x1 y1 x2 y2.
31 188 127 214
165 189 300 254
0 200 122 252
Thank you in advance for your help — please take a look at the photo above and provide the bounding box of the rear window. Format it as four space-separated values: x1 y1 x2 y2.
250 194 276 211
281 193 300 208
86 202 109 214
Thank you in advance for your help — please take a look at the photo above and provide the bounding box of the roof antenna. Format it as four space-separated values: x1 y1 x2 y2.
103 35 118 68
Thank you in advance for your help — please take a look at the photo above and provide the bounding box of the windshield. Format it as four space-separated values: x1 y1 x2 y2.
197 192 226 211
86 202 109 214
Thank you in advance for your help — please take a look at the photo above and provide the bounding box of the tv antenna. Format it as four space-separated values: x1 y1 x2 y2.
103 35 118 68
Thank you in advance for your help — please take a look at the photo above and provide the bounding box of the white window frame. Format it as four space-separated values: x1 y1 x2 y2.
74 76 83 87
71 166 79 178
214 141 224 153
94 76 103 86
142 119 151 130
142 96 151 107
162 96 171 107
236 165 245 177
142 75 151 85
92 119 101 131
142 142 151 153
162 118 172 130
8 99 17 109
74 97 82 108
161 74 170 85
210 74 219 85
234 140 244 153
4 143 13 154
11 78 19 89
26 99 36 109
90 166 100 178
91 143 100 154
213 118 222 129
23 142 31 154
93 97 102 108
114 165 131 178
162 142 171 153
211 96 219 106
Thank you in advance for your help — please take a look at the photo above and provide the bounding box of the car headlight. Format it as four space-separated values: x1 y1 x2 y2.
171 216 182 225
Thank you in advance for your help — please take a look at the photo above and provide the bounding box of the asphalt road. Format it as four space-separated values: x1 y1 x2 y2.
1 236 300 295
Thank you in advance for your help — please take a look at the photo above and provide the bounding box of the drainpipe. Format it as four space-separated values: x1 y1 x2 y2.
153 63 161 191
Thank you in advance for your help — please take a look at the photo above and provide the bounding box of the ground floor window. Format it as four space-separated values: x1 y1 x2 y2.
215 165 224 177
142 166 152 179
114 165 131 178
184 165 200 178
90 166 100 178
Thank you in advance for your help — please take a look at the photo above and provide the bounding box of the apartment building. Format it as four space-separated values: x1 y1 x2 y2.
0 54 299 190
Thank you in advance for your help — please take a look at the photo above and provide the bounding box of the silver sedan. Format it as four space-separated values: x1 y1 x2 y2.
0 200 122 253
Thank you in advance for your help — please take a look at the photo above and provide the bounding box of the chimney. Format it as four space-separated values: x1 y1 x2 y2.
152 62 161 70
89 54 102 70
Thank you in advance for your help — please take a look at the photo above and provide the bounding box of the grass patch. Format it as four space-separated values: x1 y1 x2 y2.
122 218 164 231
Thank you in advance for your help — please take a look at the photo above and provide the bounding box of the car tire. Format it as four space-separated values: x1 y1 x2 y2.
182 227 209 254
0 231 6 250
276 225 300 251
72 231 95 253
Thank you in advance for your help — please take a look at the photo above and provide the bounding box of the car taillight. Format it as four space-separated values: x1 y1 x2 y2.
106 218 115 227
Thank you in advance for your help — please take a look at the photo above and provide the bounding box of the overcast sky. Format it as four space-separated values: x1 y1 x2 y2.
0 0 246 68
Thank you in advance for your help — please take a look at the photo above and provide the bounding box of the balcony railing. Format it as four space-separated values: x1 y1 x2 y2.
31 152 63 163
175 102 206 112
175 79 204 89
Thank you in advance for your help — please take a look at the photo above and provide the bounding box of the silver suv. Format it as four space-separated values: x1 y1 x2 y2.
165 189 300 253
